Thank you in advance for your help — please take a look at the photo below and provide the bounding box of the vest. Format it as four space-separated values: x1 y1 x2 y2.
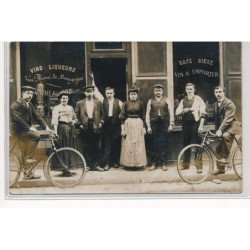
103 98 121 125
150 97 169 122
182 96 195 122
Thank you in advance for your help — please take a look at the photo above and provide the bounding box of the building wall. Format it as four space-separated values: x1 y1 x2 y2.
8 42 242 160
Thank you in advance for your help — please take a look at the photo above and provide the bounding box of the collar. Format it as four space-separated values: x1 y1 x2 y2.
218 97 225 103
155 96 162 101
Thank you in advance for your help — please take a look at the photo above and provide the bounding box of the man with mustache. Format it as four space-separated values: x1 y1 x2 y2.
10 85 51 179
212 86 241 175
146 84 174 171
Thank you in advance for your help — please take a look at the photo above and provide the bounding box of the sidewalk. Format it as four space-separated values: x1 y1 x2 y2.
11 162 240 189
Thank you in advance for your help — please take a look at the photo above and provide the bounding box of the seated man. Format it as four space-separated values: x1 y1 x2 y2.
212 86 241 175
10 85 51 179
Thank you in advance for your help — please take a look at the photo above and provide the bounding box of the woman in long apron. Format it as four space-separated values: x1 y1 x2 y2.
120 88 147 169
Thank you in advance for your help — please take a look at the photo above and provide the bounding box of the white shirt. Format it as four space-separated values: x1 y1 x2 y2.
175 95 207 122
94 87 123 116
217 97 225 107
86 99 94 118
108 98 123 116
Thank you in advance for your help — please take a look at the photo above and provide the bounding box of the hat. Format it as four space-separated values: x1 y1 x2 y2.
83 85 95 92
57 90 71 99
128 87 139 94
153 84 164 89
21 85 36 92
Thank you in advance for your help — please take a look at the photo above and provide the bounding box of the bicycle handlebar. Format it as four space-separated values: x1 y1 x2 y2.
199 130 218 137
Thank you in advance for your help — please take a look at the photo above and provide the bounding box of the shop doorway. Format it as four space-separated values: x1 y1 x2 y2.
91 58 127 101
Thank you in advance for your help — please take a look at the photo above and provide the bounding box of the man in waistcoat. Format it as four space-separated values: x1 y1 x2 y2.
146 84 174 171
212 86 241 175
175 82 206 173
75 85 105 172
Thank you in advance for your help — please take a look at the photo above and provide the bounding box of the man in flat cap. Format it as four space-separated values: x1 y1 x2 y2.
75 85 105 171
10 85 51 179
146 84 174 171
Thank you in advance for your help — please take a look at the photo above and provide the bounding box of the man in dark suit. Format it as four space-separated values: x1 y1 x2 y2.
10 85 51 179
94 87 123 171
75 85 105 171
212 86 241 175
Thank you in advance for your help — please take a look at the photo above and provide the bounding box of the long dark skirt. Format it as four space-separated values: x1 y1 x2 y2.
57 123 77 169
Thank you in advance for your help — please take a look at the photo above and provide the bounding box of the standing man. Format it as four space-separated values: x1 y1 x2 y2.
146 84 174 171
10 85 51 179
89 73 123 171
212 86 241 175
175 83 206 173
75 85 105 171
98 87 123 171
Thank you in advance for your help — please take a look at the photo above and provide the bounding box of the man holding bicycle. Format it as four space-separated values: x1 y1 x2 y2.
10 85 51 179
212 86 241 175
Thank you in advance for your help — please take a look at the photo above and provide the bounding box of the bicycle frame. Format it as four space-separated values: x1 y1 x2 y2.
10 132 66 175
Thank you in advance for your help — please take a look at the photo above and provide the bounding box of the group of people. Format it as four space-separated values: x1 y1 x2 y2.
10 79 241 179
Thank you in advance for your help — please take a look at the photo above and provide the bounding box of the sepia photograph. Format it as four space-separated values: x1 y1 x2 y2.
7 41 242 196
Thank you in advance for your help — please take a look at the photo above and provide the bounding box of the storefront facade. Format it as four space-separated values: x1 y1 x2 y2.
9 42 242 159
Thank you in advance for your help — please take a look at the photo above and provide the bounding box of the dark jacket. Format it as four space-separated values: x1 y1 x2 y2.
75 98 105 133
103 98 121 125
10 99 47 134
214 97 240 135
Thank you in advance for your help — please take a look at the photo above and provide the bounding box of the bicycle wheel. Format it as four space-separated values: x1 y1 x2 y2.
44 147 87 188
9 151 21 188
177 144 212 184
232 144 242 179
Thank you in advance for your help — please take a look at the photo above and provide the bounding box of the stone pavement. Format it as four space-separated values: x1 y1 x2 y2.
9 162 241 194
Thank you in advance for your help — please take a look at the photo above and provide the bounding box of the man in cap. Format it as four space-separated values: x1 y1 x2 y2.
10 85 51 179
146 84 174 171
212 86 241 175
75 85 105 171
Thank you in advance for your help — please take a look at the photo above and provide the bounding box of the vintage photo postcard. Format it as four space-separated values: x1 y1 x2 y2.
6 42 242 197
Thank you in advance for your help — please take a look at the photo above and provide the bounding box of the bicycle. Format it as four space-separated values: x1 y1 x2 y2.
9 130 87 188
177 130 242 184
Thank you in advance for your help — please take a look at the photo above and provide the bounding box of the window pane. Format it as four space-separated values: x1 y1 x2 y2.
94 42 123 50
137 42 166 75
173 42 220 124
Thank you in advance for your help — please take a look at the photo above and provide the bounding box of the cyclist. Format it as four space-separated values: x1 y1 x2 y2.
10 85 51 179
212 86 241 175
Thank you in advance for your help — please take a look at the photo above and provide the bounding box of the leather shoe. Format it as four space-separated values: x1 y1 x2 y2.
25 158 37 165
104 165 110 171
180 165 189 170
95 166 104 172
62 170 73 177
216 158 229 164
197 169 203 174
113 163 119 168
148 164 157 171
24 174 41 180
162 164 168 171
212 169 225 175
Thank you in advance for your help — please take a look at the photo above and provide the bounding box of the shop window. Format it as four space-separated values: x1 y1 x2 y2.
20 42 85 120
173 42 220 125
